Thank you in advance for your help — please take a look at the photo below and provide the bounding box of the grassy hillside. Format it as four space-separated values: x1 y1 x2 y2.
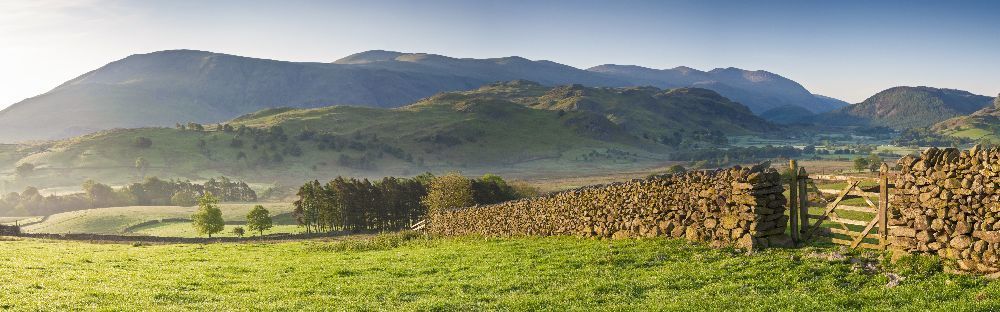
22 203 293 235
0 235 994 310
0 82 775 189
934 95 1000 141
820 86 994 130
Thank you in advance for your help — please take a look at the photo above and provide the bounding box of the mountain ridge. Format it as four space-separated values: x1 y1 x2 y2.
587 64 847 113
0 49 840 143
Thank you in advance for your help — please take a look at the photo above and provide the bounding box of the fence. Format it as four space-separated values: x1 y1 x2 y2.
787 160 890 250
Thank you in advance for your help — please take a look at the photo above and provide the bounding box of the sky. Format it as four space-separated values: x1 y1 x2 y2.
1 0 998 109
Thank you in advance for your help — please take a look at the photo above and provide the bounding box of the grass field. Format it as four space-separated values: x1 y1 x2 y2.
22 203 294 235
0 235 997 310
133 221 303 238
0 216 41 226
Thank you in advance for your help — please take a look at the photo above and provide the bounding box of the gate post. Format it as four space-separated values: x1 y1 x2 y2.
788 160 799 243
798 167 809 239
879 163 889 250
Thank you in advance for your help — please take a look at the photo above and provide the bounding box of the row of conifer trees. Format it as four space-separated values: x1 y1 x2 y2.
292 173 534 233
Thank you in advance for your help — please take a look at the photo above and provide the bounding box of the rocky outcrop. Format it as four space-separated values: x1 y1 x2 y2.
429 166 789 249
891 146 1000 273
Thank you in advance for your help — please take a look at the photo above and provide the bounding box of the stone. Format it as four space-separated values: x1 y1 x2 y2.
927 242 944 251
915 230 932 242
685 227 701 241
973 231 1000 243
890 227 916 238
955 221 972 235
951 235 973 250
704 218 718 229
767 235 794 248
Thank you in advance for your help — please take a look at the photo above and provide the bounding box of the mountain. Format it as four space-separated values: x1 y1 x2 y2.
0 82 776 187
933 94 1000 139
0 49 830 143
587 65 848 113
818 86 995 130
0 50 487 142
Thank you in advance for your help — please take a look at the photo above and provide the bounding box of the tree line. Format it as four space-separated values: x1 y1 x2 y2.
671 145 802 168
0 176 257 217
292 173 538 233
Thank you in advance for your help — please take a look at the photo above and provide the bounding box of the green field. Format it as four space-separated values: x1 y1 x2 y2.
132 221 303 238
0 216 40 226
0 235 996 310
22 203 294 235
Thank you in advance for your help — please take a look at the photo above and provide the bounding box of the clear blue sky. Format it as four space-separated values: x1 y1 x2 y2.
1 0 998 109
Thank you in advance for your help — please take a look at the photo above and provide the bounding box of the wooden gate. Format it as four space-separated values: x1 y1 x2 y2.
787 160 889 250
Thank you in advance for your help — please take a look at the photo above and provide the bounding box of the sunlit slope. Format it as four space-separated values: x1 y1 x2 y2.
933 95 1000 141
22 203 292 234
2 82 777 187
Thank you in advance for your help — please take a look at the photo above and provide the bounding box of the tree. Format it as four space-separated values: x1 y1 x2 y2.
134 137 153 148
472 174 517 205
191 192 225 237
135 157 150 181
82 180 116 208
853 157 869 173
171 190 198 207
422 172 474 215
232 227 245 237
293 181 321 233
666 164 687 174
246 205 273 236
803 145 817 155
867 153 884 172
15 163 34 178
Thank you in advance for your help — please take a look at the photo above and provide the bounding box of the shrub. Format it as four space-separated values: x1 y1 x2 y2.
134 137 153 148
422 172 474 214
319 231 426 252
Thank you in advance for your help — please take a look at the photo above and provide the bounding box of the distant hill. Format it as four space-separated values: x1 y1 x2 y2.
588 65 848 113
933 94 1000 140
334 50 628 87
818 86 994 130
0 50 486 142
0 82 775 187
0 49 837 143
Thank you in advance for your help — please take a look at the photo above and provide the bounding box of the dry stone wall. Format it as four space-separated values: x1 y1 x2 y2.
0 225 19 236
430 166 789 249
891 146 1000 273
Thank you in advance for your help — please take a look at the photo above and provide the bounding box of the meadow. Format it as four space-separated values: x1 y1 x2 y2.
0 234 997 311
21 203 294 235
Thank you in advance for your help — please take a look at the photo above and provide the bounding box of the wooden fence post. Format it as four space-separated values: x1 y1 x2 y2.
798 167 809 240
879 163 889 250
789 160 799 243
